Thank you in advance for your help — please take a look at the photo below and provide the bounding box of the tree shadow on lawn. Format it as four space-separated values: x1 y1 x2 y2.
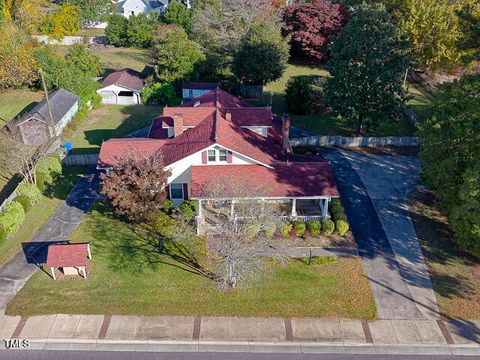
76 105 162 153
87 202 207 278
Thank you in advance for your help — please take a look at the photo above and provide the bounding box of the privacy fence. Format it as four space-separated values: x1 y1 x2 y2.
290 136 420 148
62 154 99 166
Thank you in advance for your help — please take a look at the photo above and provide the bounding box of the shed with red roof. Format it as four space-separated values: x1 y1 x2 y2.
46 243 92 280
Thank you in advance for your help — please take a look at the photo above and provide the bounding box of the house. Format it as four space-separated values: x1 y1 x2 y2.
182 82 220 103
117 0 191 18
97 68 145 105
98 88 339 231
4 88 79 145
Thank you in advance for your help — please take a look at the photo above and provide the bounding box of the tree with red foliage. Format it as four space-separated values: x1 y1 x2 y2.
100 150 171 223
282 0 349 61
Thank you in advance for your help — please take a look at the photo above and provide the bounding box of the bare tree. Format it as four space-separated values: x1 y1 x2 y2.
192 0 279 54
198 174 288 290
100 149 171 223
0 133 51 184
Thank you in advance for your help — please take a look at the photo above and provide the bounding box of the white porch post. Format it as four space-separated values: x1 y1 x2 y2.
321 198 330 218
230 200 235 219
51 267 56 280
87 243 92 260
291 198 297 217
198 200 202 217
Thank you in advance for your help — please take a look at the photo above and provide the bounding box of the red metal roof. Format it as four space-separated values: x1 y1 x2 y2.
98 138 165 168
101 68 145 92
190 163 339 198
46 243 89 268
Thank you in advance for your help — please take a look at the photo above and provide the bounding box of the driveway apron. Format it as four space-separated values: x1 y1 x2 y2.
323 149 439 319
0 168 100 314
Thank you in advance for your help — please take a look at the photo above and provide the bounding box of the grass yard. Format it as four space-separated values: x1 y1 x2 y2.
76 28 106 37
6 202 376 319
0 166 88 267
263 63 421 136
67 105 162 155
408 189 480 319
0 90 43 128
406 82 436 121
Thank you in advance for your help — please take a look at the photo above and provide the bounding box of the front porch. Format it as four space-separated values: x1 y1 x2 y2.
196 197 333 235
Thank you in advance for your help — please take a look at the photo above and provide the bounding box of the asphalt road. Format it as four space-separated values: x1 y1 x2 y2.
0 351 474 360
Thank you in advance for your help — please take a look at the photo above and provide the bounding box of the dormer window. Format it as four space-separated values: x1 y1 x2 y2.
207 149 216 162
218 149 227 161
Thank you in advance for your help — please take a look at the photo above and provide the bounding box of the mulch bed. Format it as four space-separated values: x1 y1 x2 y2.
287 231 356 248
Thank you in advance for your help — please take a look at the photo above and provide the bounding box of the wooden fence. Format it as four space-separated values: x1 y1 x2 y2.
62 154 99 166
290 136 420 148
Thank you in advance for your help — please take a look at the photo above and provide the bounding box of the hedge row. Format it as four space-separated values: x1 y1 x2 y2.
0 156 63 244
328 199 350 236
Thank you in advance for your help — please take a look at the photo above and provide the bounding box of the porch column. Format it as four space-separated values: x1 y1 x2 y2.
50 267 56 280
87 243 92 260
321 198 330 218
198 200 202 217
291 198 297 217
230 200 235 219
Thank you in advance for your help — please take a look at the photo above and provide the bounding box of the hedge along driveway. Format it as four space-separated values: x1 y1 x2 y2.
0 166 88 267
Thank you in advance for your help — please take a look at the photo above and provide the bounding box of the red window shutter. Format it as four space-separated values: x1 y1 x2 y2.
201 151 207 164
165 184 170 199
227 151 233 163
183 183 189 200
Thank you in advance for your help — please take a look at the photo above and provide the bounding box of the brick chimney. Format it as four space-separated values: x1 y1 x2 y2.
282 114 291 154
173 114 184 137
225 112 232 122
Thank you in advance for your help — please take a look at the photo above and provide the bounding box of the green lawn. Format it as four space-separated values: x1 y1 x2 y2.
76 28 105 37
6 202 376 319
264 63 425 136
67 105 162 155
0 166 88 267
406 82 436 121
0 90 43 128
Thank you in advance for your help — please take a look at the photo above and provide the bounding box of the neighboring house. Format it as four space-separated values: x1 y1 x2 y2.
4 88 79 145
97 68 145 105
182 82 220 103
98 88 338 231
117 0 191 18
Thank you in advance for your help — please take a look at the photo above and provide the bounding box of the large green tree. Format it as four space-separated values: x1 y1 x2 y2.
420 74 480 255
105 13 128 46
232 23 289 85
126 13 159 47
152 25 205 83
396 0 473 71
62 0 114 25
163 0 192 33
457 2 480 63
324 3 410 134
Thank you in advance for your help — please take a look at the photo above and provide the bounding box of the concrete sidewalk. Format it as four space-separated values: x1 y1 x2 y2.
0 169 100 314
0 315 479 355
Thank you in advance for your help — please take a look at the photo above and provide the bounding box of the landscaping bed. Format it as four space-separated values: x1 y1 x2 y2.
6 201 375 319
408 189 480 319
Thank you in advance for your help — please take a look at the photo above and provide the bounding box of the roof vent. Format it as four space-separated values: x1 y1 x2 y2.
193 101 201 107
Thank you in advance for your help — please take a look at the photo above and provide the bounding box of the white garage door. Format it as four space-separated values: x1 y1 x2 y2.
99 91 117 105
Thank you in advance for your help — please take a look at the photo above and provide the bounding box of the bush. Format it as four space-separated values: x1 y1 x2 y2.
153 211 176 238
280 222 293 237
106 14 128 46
178 200 198 222
162 200 174 214
329 198 342 209
36 155 63 190
0 201 25 239
141 83 180 106
336 220 350 237
333 211 348 222
14 195 32 212
292 220 306 237
246 223 261 240
264 223 276 239
285 76 314 115
16 183 41 208
322 219 335 236
306 220 321 236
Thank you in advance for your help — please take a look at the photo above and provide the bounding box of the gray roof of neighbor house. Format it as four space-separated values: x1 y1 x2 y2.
12 88 80 127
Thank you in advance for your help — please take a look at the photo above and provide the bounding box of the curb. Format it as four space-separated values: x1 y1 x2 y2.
3 339 479 356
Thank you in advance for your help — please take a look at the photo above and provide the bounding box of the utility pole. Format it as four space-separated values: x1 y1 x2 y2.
39 68 55 138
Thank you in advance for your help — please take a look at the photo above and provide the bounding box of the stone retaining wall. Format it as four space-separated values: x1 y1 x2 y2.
290 136 420 148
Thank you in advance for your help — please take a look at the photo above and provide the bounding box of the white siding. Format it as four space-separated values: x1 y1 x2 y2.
97 84 141 105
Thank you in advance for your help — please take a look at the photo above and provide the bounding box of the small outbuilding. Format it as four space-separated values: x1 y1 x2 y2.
5 88 80 145
97 68 145 105
46 243 92 280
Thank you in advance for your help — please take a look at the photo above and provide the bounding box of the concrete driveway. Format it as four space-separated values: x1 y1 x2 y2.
323 149 439 319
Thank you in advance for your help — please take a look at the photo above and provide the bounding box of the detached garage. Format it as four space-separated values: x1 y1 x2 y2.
97 68 145 105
